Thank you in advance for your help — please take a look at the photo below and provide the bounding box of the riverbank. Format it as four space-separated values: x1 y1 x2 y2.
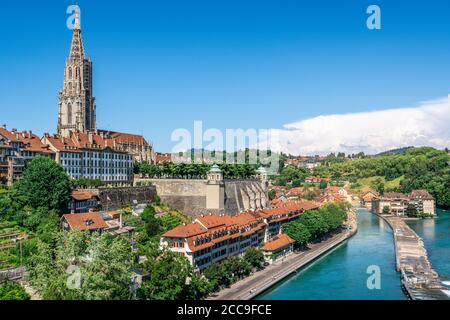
379 214 449 300
207 209 358 300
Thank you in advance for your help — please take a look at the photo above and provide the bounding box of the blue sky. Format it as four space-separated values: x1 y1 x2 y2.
1 0 450 154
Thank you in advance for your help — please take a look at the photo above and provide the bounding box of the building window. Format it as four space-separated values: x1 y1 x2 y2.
67 104 72 124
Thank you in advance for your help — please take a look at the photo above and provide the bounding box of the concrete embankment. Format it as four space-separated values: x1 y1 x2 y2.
208 209 358 300
379 215 449 300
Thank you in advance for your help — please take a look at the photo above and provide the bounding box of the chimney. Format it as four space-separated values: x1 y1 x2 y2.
88 132 93 145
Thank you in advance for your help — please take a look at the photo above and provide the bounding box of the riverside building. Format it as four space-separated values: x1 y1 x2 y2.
372 190 436 216
160 201 320 271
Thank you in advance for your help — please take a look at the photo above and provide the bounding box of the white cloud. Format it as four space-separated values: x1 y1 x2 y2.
259 96 450 156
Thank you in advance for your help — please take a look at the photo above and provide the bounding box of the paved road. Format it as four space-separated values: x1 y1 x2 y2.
208 211 357 300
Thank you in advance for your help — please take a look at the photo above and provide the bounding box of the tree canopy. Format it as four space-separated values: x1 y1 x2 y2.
0 281 30 300
135 162 260 180
283 202 349 246
27 231 134 300
17 156 71 213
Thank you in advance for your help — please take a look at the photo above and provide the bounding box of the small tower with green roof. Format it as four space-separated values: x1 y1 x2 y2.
206 164 225 210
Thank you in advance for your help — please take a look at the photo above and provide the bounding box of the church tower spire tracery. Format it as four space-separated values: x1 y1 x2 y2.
58 5 96 137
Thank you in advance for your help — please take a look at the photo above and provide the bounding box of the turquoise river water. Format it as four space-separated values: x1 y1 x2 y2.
257 208 450 300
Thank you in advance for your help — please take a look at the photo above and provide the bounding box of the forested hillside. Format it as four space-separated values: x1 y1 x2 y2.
314 147 450 208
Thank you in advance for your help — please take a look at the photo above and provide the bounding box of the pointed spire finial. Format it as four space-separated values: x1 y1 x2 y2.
74 3 81 30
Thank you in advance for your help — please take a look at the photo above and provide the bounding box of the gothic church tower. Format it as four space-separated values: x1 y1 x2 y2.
57 9 96 137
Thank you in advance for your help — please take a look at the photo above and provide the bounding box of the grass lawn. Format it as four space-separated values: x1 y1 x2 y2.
351 176 404 194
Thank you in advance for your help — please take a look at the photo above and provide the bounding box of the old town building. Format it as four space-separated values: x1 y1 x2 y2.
372 190 436 216
98 130 155 163
160 201 319 271
42 132 133 186
360 190 379 210
69 189 100 213
0 126 55 186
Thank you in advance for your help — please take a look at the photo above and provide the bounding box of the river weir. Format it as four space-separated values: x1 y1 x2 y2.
381 215 450 300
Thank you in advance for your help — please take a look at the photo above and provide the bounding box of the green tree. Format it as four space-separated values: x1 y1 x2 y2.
27 231 134 300
141 205 162 237
243 248 265 269
160 211 188 233
268 190 276 201
283 202 348 246
283 222 311 246
138 250 203 300
406 203 418 217
17 156 71 213
0 281 30 300
370 177 385 195
319 180 328 189
382 206 390 215
292 179 303 188
203 262 231 291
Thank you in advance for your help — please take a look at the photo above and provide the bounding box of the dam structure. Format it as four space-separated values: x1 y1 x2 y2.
383 215 449 300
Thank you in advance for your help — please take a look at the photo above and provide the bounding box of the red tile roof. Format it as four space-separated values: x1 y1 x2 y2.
44 134 81 153
261 234 295 251
361 190 379 201
63 213 108 231
327 186 342 194
71 190 98 201
156 153 172 163
163 222 208 238
44 132 130 154
71 132 115 150
383 192 408 199
409 189 434 200
15 131 54 154
261 201 320 219
98 130 149 146
0 127 20 142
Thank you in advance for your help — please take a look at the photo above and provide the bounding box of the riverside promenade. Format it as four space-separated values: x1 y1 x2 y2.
208 210 358 300
381 215 449 300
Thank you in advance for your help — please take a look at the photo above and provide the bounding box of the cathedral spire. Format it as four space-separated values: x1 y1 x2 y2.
69 5 84 60
58 4 96 138
74 3 81 30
